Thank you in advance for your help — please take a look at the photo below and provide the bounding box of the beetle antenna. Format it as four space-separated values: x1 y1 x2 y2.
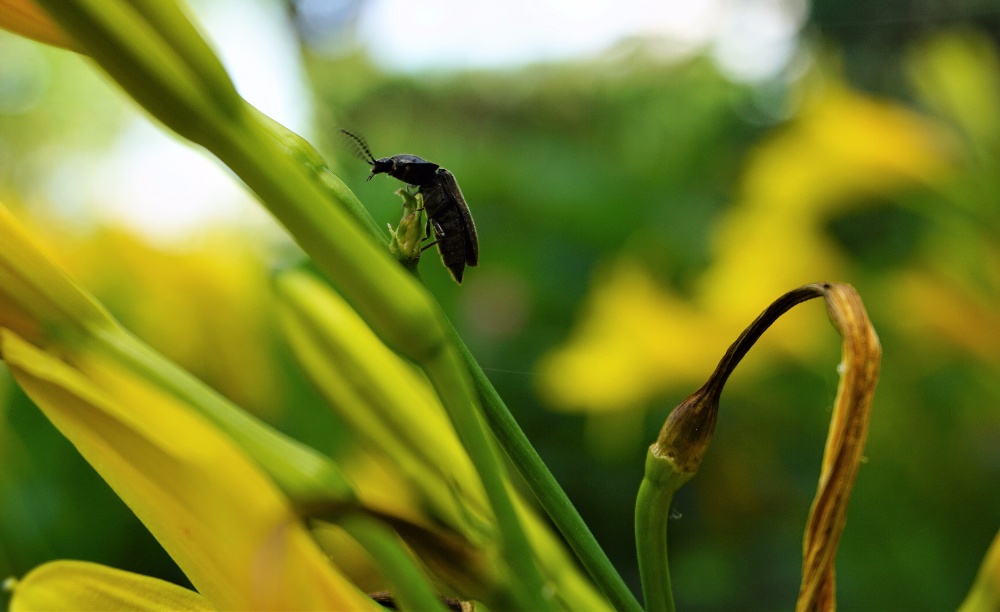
340 129 377 166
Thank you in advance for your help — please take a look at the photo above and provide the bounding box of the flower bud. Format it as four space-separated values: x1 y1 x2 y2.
388 188 428 264
650 382 721 475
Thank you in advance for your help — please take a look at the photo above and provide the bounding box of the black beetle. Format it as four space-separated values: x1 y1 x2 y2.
341 129 479 284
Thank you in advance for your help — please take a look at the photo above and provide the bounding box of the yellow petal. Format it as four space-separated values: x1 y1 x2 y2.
0 0 78 51
46 224 284 419
0 202 353 511
0 330 377 611
8 560 212 611
0 204 115 345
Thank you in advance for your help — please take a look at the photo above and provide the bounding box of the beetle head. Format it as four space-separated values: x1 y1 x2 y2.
376 154 439 185
368 157 395 181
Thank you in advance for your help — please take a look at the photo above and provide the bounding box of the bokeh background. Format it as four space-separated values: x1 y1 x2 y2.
2 0 999 609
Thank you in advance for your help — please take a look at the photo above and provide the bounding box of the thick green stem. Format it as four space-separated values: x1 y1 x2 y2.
634 453 683 612
34 4 565 605
215 120 551 608
451 330 643 612
189 121 549 608
337 513 449 612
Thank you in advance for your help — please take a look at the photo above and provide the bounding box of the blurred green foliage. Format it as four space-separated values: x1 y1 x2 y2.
312 37 1000 609
2 2 999 610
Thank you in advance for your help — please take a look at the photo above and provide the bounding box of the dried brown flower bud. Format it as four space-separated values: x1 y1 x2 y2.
640 283 880 612
651 383 721 475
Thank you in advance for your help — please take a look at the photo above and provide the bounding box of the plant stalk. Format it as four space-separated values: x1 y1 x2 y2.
451 329 643 612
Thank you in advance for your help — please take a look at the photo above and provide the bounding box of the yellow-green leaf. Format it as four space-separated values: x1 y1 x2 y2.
0 330 377 611
8 560 212 612
960 529 1000 612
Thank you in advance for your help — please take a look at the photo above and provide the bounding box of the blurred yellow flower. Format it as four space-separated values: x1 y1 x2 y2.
536 260 732 412
889 267 1000 361
0 206 116 344
896 30 1000 360
539 75 949 413
43 223 284 419
1 330 376 610
0 198 382 608
0 205 284 421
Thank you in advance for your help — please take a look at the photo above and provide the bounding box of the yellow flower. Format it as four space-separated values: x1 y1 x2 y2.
8 561 211 611
0 205 116 345
43 223 284 419
0 199 378 608
2 0 555 602
1 330 376 610
539 75 948 414
0 201 353 508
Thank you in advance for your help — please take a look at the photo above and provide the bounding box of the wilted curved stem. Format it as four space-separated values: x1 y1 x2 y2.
709 284 826 390
797 284 881 611
634 283 879 612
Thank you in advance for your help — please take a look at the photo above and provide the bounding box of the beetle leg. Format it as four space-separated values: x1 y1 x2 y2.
421 219 445 252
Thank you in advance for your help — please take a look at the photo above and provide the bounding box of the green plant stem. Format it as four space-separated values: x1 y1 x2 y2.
337 513 449 612
196 119 550 608
224 123 550 610
451 330 643 612
33 5 578 605
634 462 680 612
421 346 551 611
